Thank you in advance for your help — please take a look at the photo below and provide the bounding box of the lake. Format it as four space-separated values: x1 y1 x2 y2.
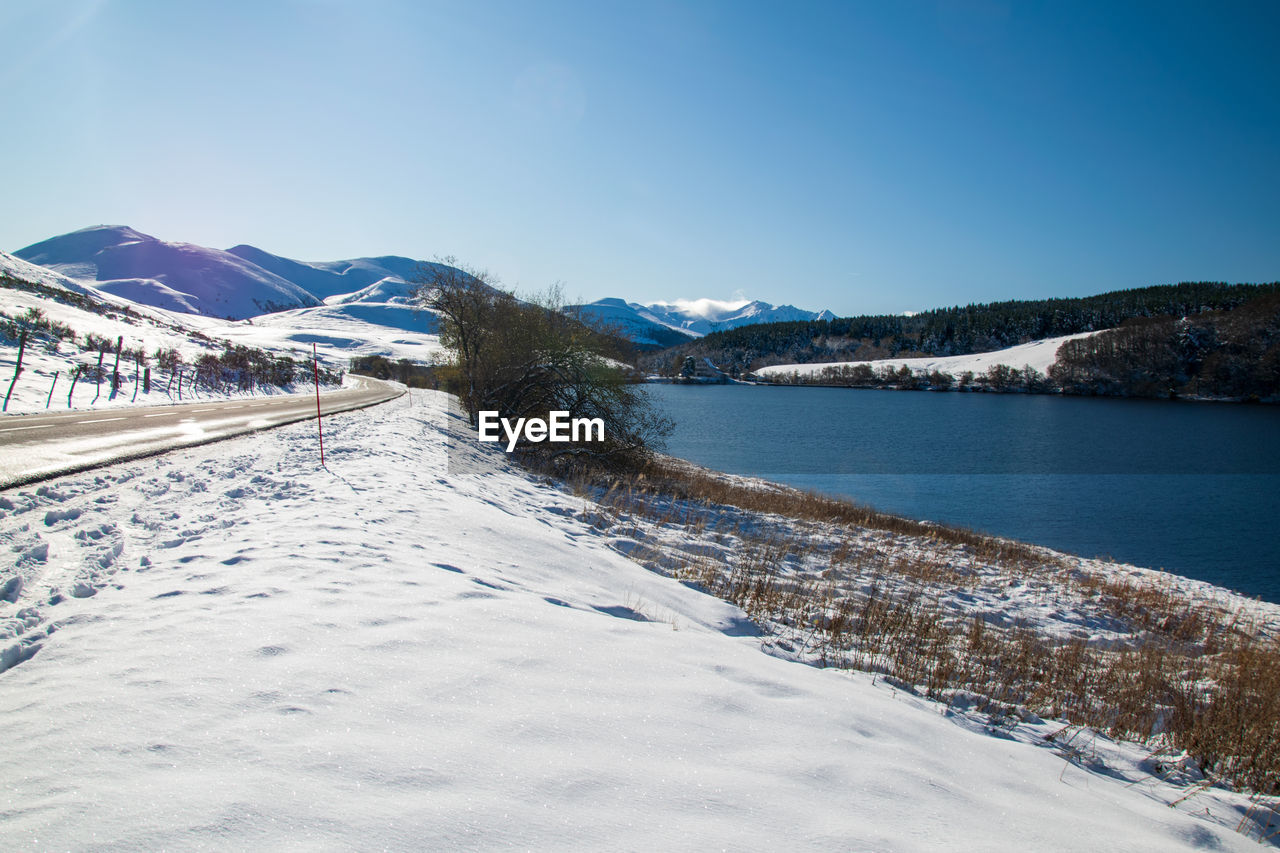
645 384 1280 604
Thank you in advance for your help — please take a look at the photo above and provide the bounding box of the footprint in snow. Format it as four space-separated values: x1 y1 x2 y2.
43 508 82 526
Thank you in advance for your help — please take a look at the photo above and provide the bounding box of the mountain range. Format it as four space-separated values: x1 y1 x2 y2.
12 225 834 348
570 298 835 347
14 225 438 320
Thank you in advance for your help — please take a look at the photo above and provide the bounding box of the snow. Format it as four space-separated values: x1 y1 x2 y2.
0 391 1270 850
225 244 432 303
11 226 454 324
1 250 441 415
0 250 92 295
0 264 334 416
15 226 323 320
574 297 835 341
755 332 1100 380
569 299 697 347
644 298 834 336
213 303 443 366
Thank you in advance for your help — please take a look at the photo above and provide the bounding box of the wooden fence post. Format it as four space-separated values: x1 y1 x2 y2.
3 329 28 412
110 335 123 397
67 364 81 408
93 350 104 402
45 371 59 409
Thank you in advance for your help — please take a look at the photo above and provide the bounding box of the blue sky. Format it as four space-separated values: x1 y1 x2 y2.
2 0 1277 315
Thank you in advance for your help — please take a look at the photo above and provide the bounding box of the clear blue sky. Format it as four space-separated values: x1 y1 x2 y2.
2 0 1277 315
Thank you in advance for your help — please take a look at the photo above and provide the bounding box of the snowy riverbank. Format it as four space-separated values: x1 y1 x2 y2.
0 390 1273 849
753 333 1096 381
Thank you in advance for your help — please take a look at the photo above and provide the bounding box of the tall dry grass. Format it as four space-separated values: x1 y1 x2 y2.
554 454 1280 795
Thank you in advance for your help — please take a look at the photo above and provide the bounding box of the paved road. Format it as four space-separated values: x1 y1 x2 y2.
0 376 403 489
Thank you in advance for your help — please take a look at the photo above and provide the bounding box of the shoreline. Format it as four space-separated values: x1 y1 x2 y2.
651 375 1278 404
641 450 1280 629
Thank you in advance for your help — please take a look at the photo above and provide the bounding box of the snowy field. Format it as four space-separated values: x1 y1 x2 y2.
754 332 1098 380
0 390 1269 850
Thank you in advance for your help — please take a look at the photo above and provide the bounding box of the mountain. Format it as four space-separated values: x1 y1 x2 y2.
571 297 834 347
570 299 700 348
14 226 832 350
225 243 426 303
12 226 455 322
645 298 836 336
16 226 322 319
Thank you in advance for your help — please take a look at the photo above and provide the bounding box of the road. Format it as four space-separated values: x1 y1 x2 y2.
0 376 403 489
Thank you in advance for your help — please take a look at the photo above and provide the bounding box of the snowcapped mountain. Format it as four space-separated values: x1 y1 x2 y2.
13 226 830 350
225 243 427 304
3 233 448 380
570 298 701 348
12 226 452 322
572 297 835 345
16 226 322 320
646 298 836 335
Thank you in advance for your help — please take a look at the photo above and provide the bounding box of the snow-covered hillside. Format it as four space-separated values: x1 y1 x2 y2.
16 226 323 320
0 252 93 296
1 250 443 414
12 225 460 325
224 243 428 302
754 332 1098 380
0 391 1266 850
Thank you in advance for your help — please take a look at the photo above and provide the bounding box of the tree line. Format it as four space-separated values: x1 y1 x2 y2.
766 362 1055 394
1050 292 1280 400
640 281 1280 377
348 355 440 388
763 292 1280 401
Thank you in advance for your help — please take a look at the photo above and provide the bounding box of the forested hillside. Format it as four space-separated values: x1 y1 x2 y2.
640 282 1280 376
1050 292 1280 400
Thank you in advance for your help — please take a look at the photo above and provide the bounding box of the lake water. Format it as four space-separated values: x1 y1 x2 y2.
645 384 1280 604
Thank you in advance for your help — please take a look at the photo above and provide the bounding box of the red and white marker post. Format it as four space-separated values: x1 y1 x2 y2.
312 343 326 468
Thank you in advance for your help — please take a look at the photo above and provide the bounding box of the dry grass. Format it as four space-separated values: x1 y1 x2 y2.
552 454 1280 796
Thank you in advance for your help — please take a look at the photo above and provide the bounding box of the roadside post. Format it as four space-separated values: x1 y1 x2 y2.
312 343 326 468
2 329 26 412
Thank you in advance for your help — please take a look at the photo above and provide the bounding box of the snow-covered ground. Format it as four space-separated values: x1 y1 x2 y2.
754 332 1098 380
0 390 1269 850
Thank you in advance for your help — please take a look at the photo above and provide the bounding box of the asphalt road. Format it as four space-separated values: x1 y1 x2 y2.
0 376 404 490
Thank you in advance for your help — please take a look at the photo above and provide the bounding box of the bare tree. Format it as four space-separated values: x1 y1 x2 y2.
413 260 670 466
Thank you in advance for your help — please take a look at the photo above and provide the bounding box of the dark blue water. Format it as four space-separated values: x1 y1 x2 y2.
646 384 1280 603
